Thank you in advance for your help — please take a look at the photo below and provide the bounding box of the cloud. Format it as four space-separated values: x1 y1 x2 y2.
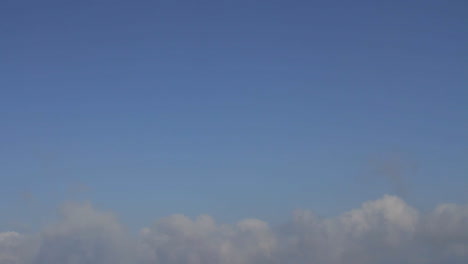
1 195 467 264
368 154 417 197
32 202 133 264
0 232 22 264
137 215 276 264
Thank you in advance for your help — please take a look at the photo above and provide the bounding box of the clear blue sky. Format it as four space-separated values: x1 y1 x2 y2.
1 0 467 229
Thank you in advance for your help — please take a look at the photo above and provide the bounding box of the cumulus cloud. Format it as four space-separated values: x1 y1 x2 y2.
1 195 467 264
0 232 23 264
33 202 133 264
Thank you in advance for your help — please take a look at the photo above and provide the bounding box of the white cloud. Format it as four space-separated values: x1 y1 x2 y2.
1 195 467 264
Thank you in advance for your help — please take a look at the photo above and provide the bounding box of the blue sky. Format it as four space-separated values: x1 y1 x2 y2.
1 0 467 230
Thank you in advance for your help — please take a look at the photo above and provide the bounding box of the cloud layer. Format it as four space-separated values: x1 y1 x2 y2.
1 195 467 264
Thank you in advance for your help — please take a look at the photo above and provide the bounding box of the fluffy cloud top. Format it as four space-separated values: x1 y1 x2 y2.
1 195 467 264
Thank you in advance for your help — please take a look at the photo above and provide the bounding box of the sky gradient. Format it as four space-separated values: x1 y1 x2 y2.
1 0 467 238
